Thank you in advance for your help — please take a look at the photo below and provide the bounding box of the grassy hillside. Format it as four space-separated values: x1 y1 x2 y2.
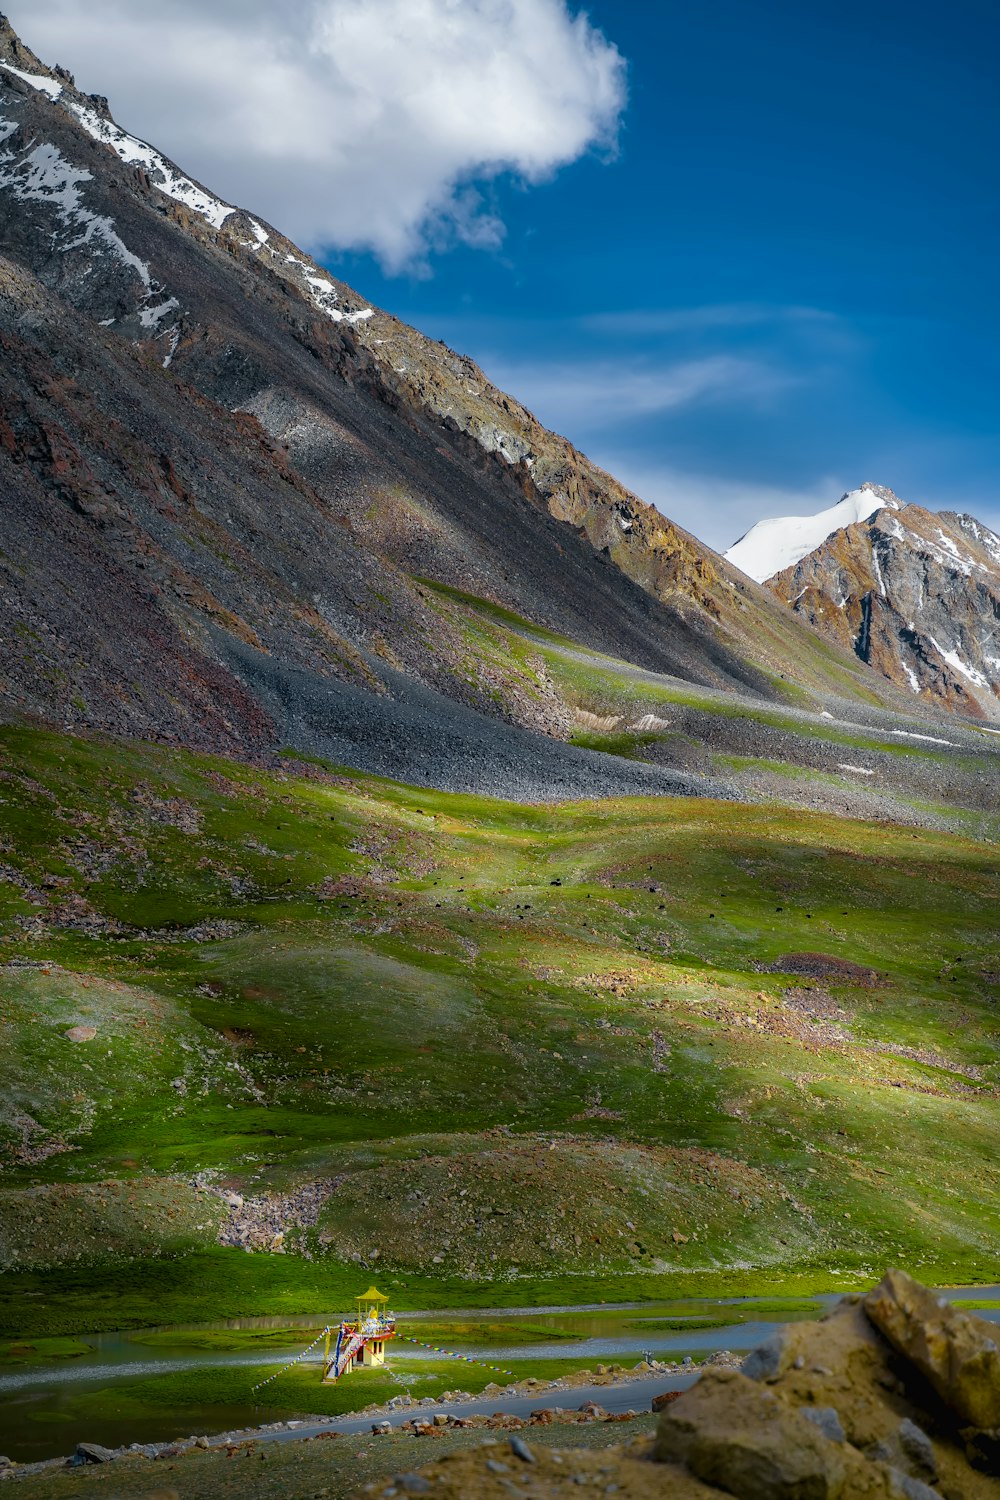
0 721 999 1339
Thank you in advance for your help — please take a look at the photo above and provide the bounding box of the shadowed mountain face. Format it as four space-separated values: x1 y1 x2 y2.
0 18 910 793
769 501 1000 720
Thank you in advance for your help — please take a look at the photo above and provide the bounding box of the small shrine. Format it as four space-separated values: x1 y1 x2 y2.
322 1285 397 1382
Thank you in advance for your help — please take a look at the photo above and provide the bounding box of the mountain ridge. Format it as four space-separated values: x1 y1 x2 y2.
0 12 920 785
768 498 1000 718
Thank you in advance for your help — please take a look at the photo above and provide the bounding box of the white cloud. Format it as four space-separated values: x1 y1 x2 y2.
589 458 848 554
478 353 795 431
10 0 626 270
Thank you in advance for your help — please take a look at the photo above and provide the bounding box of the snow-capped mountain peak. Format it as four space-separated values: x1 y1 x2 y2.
765 496 1000 717
724 483 902 584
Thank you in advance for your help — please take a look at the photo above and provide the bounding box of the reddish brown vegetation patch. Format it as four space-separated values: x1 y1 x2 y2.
767 951 886 987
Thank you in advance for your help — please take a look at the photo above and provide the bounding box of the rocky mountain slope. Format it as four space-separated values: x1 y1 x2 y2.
0 16 915 797
768 493 1000 718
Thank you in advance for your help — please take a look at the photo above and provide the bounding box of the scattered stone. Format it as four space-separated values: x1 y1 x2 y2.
887 1469 939 1500
64 1025 97 1043
898 1417 937 1479
801 1406 846 1444
742 1328 792 1383
509 1436 536 1463
73 1441 118 1464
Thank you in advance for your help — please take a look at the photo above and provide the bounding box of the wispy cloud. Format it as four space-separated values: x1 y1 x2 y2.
479 353 794 431
580 303 838 337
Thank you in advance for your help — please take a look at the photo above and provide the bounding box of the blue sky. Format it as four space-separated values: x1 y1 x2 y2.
323 0 1000 549
17 0 1000 552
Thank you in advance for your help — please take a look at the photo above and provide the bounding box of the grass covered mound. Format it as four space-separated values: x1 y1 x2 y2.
0 721 998 1324
308 1135 816 1275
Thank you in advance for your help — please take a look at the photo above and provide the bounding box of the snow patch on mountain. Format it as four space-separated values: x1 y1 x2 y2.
0 59 374 334
0 122 182 339
64 98 235 229
0 135 148 287
725 483 902 584
955 514 1000 568
928 637 992 689
0 60 62 99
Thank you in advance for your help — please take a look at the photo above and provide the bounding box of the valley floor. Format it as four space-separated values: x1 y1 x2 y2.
0 718 998 1458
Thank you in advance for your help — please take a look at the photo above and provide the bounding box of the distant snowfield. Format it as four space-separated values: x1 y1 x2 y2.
724 485 899 584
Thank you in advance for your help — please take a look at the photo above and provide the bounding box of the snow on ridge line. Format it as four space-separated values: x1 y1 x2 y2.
65 99 373 326
64 97 235 229
0 58 374 330
0 60 63 99
724 484 900 584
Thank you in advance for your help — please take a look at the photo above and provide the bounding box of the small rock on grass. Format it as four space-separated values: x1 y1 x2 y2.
509 1436 536 1463
73 1441 118 1464
64 1025 98 1043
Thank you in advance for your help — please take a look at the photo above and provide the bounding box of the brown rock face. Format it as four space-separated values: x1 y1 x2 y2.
769 499 1000 719
655 1368 849 1497
866 1268 1000 1430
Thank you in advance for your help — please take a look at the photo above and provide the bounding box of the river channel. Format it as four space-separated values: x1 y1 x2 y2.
3 1289 998 1464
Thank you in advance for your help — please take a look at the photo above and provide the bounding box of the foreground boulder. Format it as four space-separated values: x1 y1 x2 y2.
866 1268 1000 1430
352 1273 1000 1497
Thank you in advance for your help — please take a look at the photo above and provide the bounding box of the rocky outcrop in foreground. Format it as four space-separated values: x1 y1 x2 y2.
362 1271 1000 1497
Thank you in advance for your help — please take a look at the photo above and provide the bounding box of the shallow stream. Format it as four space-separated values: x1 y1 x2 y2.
3 1289 998 1464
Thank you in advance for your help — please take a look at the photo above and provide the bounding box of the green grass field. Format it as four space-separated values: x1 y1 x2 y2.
0 720 998 1346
